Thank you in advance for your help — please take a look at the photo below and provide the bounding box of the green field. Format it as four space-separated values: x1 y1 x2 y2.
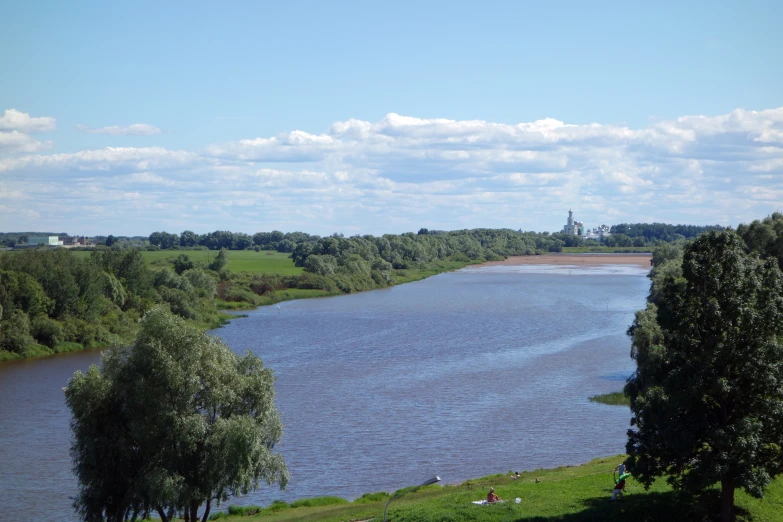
204 455 783 522
72 249 303 275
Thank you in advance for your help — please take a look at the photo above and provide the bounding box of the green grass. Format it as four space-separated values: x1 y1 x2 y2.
202 456 783 522
562 247 653 253
72 249 303 275
589 392 630 406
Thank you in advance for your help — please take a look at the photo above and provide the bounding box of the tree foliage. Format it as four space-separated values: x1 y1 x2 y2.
625 231 783 522
65 308 288 522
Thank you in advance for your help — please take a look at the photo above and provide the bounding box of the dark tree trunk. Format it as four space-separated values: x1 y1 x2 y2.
200 499 212 522
190 501 198 522
156 506 170 522
720 477 735 522
184 509 191 522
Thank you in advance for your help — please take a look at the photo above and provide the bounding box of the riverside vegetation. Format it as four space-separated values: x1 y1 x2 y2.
1 228 563 361
0 221 768 363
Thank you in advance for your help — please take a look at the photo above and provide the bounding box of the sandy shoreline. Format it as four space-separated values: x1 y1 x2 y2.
482 253 652 269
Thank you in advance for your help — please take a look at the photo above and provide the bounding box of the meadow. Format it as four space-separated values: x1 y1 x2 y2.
205 456 783 522
71 249 303 275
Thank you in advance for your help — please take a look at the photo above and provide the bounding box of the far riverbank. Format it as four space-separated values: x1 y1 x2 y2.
481 253 652 269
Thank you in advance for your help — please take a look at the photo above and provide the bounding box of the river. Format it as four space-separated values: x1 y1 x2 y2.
0 262 649 519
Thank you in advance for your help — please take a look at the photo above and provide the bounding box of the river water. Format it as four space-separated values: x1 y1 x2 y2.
0 263 649 520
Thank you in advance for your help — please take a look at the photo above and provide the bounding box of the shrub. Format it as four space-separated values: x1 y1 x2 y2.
30 314 64 347
157 287 197 319
182 268 216 297
0 310 35 353
173 254 196 275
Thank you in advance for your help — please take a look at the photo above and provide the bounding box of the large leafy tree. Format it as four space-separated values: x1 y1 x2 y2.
65 307 288 522
625 231 783 522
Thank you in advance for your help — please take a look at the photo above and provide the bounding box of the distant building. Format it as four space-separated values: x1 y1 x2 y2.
584 225 611 240
562 209 584 235
27 235 63 246
60 235 90 246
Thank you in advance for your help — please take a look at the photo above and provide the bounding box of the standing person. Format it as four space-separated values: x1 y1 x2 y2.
487 487 501 503
612 476 626 500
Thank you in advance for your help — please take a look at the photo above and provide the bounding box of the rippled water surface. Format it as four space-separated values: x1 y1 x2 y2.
0 264 649 519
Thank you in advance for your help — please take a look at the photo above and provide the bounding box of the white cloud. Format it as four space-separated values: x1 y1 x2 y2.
76 123 163 136
0 130 52 153
1 107 782 235
0 146 204 173
0 109 57 133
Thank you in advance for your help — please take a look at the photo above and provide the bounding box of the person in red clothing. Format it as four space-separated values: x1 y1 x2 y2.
612 477 626 500
487 487 501 503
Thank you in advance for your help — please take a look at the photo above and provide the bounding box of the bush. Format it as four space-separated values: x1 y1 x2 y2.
30 314 64 347
0 310 35 353
60 316 112 347
173 254 196 275
157 287 197 319
182 268 216 297
217 282 258 304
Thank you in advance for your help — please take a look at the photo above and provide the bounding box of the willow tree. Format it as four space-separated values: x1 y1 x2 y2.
65 307 288 522
625 231 783 522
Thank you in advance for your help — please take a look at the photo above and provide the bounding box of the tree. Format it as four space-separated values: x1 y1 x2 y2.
180 230 199 248
208 248 228 272
105 235 116 247
625 231 783 522
65 307 288 522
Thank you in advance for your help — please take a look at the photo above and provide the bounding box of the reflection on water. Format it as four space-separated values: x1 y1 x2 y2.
0 264 649 520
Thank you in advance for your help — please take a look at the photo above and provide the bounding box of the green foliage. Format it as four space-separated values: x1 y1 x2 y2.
183 267 217 297
101 271 127 307
737 211 783 270
588 392 629 406
65 307 289 522
173 253 196 274
626 231 783 521
611 222 724 241
30 314 64 347
209 247 229 272
0 269 54 317
0 309 35 353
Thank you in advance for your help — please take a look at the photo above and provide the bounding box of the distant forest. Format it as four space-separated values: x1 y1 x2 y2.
610 223 725 241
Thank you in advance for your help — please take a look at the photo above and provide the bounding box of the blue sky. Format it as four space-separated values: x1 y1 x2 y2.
1 1 782 236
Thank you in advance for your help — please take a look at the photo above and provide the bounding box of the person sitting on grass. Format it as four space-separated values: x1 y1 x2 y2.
512 472 520 480
487 487 501 503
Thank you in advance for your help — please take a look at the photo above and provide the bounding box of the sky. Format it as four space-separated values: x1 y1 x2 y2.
1 1 782 236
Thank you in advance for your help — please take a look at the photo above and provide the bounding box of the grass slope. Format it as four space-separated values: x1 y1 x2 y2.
208 456 783 522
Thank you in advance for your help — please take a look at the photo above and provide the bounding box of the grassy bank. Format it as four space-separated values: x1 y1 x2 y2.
204 456 783 521
588 392 630 406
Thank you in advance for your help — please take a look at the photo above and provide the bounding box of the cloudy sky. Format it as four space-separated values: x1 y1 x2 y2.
2 2 782 236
